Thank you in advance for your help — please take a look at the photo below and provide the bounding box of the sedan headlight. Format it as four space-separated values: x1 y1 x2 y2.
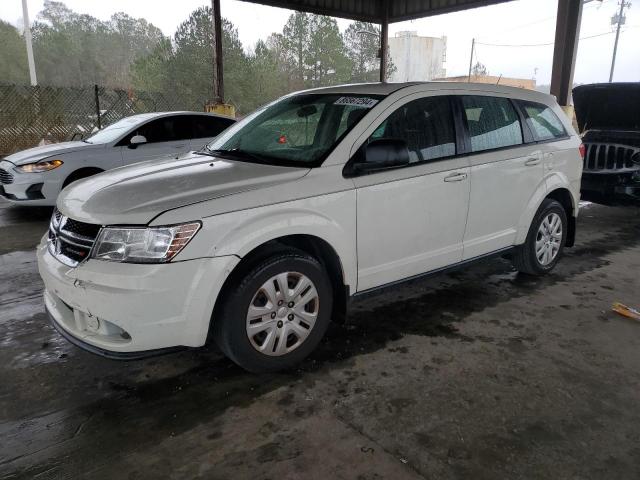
17 159 64 173
91 222 201 263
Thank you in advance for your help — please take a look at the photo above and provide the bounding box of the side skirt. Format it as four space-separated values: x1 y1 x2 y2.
350 246 515 302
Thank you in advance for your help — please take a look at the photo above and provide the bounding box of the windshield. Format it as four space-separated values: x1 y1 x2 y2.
84 116 149 144
205 93 383 167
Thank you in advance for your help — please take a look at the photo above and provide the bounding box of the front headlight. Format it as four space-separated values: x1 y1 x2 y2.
91 222 201 263
17 159 64 173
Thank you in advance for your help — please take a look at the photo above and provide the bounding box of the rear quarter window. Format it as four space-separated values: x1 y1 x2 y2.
519 101 567 141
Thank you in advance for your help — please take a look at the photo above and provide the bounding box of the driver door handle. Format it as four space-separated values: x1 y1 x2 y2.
444 172 468 182
525 157 541 166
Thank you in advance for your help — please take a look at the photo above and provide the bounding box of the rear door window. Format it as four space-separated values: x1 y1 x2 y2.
519 101 567 141
462 96 523 152
125 116 191 144
191 115 234 139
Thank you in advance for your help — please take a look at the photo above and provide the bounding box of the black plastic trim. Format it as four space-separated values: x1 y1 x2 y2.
511 98 536 144
47 306 187 360
352 246 515 299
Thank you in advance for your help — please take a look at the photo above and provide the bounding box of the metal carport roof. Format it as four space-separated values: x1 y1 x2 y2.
237 0 514 23
215 0 584 110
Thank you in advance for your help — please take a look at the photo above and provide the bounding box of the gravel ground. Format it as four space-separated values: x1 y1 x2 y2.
0 199 639 480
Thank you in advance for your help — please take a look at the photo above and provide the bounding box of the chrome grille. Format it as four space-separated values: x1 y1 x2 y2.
583 143 639 172
48 208 100 267
0 168 13 184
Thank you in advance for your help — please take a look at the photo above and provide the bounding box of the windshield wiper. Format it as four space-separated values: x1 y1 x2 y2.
196 147 269 164
194 145 218 157
226 148 269 164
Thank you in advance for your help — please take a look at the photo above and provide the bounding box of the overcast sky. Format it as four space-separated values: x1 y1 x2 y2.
2 0 639 85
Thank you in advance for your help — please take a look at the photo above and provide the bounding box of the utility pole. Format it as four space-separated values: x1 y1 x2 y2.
467 38 475 82
22 0 37 86
609 0 630 82
379 0 389 83
211 0 224 103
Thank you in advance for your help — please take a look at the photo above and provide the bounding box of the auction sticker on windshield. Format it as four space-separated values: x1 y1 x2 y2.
334 97 379 108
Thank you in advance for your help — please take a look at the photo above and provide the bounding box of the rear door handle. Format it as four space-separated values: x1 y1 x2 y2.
525 157 540 166
444 172 468 182
173 144 187 149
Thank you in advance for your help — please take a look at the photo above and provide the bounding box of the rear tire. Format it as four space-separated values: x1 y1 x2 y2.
214 251 333 373
513 199 567 275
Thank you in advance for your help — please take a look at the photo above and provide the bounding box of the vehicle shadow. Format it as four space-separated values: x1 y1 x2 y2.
7 205 640 478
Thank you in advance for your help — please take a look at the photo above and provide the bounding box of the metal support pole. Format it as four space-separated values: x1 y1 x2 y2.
211 0 224 103
467 38 475 82
22 0 37 86
550 0 584 106
379 0 389 83
609 1 629 82
94 85 101 130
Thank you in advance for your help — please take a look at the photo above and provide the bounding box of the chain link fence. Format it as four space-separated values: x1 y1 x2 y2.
0 84 204 157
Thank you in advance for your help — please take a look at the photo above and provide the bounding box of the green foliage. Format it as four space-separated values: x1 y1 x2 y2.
472 62 488 76
306 15 352 87
131 7 255 113
343 21 395 82
31 0 164 88
1 2 392 114
0 21 28 84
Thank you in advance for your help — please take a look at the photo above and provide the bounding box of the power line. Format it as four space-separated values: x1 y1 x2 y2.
475 0 614 41
475 27 637 48
476 40 555 47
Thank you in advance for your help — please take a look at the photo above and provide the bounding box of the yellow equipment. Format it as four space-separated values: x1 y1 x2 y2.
205 102 235 118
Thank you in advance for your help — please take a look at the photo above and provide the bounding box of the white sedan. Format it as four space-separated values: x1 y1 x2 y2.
0 111 235 206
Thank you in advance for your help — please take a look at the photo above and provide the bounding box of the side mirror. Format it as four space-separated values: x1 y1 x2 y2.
129 135 147 149
352 139 410 175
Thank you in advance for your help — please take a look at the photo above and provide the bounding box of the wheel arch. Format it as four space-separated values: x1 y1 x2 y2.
207 233 350 344
516 180 577 247
62 167 104 189
545 187 576 247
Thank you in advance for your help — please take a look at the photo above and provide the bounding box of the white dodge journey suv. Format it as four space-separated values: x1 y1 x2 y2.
38 82 583 372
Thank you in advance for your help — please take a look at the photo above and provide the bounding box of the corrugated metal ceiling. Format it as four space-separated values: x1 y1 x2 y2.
237 0 514 23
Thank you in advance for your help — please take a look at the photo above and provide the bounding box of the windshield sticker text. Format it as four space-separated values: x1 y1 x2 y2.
334 97 379 108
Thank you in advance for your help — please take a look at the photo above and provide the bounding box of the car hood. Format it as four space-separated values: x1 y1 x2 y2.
58 152 310 225
3 141 97 165
573 83 640 133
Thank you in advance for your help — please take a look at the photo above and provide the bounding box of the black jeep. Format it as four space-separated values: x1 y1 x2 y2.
573 83 640 205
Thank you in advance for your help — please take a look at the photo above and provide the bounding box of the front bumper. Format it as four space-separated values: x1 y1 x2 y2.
0 160 58 205
37 237 239 357
580 170 640 205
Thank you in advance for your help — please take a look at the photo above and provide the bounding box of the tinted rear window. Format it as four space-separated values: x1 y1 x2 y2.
462 96 523 152
192 115 234 139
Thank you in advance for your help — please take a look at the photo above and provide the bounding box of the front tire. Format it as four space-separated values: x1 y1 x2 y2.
513 199 567 275
214 251 333 373
62 168 103 189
